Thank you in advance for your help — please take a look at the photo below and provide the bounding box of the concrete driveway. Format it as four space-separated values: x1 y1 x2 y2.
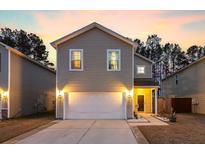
16 120 137 144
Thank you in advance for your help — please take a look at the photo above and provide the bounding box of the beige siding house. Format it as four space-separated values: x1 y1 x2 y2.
0 42 56 119
134 55 158 114
161 56 205 114
51 22 159 119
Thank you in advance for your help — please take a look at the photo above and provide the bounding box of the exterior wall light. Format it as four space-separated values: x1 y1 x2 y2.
2 91 8 99
0 91 8 101
56 89 64 104
0 91 9 109
56 89 64 98
126 89 133 98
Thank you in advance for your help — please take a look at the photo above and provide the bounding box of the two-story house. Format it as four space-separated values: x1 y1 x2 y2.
51 22 158 119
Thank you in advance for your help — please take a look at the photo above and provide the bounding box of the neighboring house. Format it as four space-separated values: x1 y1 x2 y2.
161 56 205 114
0 42 56 119
51 22 158 119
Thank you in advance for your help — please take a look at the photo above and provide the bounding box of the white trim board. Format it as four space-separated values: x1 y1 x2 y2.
55 47 58 119
7 49 11 118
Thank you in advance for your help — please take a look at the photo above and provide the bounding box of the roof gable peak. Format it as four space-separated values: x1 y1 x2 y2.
51 22 137 48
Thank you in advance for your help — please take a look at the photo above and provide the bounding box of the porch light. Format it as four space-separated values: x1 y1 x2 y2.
0 90 8 102
125 89 133 97
2 91 8 98
56 89 64 98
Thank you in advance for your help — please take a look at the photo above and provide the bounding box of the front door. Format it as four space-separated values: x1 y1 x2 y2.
138 95 144 111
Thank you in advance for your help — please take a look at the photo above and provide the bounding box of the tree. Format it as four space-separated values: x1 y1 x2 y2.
28 33 48 62
175 51 189 70
160 43 172 77
145 34 162 61
169 44 182 73
187 45 203 63
134 34 205 91
14 29 32 55
134 38 146 55
0 27 16 47
146 35 163 82
134 35 163 82
0 27 54 68
199 46 205 58
158 43 186 76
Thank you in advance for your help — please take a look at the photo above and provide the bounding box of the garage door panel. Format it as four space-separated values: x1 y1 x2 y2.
68 112 123 119
66 92 123 119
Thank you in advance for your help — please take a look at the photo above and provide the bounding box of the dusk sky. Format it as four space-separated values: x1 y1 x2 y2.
0 10 205 66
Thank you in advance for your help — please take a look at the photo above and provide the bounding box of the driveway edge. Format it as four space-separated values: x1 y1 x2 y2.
129 125 149 144
3 121 58 144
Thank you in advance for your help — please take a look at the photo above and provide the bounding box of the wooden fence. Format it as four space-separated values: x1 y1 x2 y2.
158 97 192 115
158 98 172 115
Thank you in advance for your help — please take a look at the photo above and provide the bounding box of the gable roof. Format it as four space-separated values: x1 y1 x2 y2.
50 22 138 49
0 42 55 74
134 53 154 63
162 56 205 81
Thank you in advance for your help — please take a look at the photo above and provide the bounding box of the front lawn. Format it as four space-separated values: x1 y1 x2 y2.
0 112 56 143
132 113 205 144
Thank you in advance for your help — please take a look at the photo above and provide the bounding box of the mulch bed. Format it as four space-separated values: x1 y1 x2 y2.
132 113 205 144
0 112 55 143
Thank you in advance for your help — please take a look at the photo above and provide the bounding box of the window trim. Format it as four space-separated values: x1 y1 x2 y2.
136 65 145 74
107 49 121 71
69 49 83 71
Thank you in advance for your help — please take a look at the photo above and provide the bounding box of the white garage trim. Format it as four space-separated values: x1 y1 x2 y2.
64 92 125 119
63 92 68 120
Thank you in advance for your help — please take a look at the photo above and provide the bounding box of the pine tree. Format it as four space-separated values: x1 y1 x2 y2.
0 27 16 47
0 28 54 68
134 36 205 82
187 45 201 63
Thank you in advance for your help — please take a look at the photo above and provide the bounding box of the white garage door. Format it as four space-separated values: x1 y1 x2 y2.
65 92 124 119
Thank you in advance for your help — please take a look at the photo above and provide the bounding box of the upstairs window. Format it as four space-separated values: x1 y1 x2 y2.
107 49 121 71
137 66 145 74
69 49 83 71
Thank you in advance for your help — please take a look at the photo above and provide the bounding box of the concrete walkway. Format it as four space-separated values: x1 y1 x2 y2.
128 114 169 126
15 120 137 144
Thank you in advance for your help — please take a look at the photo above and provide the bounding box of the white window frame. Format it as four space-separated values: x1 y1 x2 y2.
136 65 145 74
107 49 121 71
69 49 83 71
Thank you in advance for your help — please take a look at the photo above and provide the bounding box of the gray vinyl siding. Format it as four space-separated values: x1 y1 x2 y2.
161 58 205 114
9 52 56 117
134 55 152 78
0 44 8 91
57 28 133 92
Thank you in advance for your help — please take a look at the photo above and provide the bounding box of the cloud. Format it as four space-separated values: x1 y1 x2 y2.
161 10 205 18
182 19 205 31
31 10 205 65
